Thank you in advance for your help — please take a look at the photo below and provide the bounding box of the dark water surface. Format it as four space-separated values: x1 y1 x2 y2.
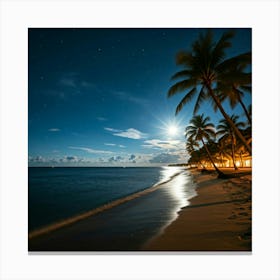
29 166 197 251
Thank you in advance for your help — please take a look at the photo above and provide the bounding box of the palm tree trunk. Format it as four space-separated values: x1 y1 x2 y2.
237 94 252 125
220 153 224 167
201 138 225 178
231 135 238 170
206 85 252 155
199 160 206 169
239 152 244 167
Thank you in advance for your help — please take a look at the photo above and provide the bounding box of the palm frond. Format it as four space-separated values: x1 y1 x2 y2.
171 70 192 80
218 72 251 85
240 85 252 93
193 86 208 114
211 30 235 67
175 51 193 66
217 52 251 73
175 87 197 115
167 80 196 97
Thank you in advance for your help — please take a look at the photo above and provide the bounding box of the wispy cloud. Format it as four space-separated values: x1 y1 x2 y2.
60 77 77 88
114 128 146 139
113 91 149 106
142 139 184 150
97 117 107 121
69 146 113 154
105 127 147 139
104 127 121 133
58 73 97 92
104 143 116 146
119 145 126 148
48 128 61 132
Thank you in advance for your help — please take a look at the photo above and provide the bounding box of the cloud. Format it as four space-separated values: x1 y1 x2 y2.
43 89 66 99
104 143 116 146
58 72 79 89
113 91 149 106
142 139 184 150
80 81 97 90
60 77 77 88
104 143 126 148
108 128 147 139
149 153 180 164
129 154 136 161
65 156 78 162
69 146 113 154
104 127 121 133
97 117 107 121
108 156 124 163
48 128 60 132
58 73 97 93
29 155 45 162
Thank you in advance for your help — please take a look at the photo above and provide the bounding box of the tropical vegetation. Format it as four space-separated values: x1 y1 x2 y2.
168 29 252 176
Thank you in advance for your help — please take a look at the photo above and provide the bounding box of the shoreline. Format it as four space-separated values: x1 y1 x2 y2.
29 168 185 239
28 168 194 251
144 168 252 251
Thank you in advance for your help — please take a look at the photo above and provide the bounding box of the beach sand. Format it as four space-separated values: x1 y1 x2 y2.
144 169 252 251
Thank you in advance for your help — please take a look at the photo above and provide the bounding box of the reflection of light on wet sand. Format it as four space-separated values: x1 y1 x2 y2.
170 173 191 207
156 167 197 237
159 166 183 182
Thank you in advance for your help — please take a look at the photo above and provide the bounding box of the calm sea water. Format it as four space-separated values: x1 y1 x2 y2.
29 166 197 250
29 167 164 230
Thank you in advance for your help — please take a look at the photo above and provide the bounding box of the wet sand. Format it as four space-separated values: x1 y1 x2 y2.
144 169 252 251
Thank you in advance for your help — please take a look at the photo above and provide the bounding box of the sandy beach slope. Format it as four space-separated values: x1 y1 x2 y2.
144 170 252 251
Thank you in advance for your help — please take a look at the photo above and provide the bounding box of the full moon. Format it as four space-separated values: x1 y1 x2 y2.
167 125 178 136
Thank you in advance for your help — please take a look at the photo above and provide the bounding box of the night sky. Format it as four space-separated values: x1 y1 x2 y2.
28 28 251 166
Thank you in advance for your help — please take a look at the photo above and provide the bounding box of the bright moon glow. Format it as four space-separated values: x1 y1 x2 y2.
167 125 178 136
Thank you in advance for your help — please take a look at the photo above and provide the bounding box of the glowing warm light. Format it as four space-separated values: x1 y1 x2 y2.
167 125 178 136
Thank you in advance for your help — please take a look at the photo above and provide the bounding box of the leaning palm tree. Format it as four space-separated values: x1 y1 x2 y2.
186 138 205 168
217 115 246 170
186 137 199 155
185 114 225 178
216 137 230 167
168 29 252 155
215 63 252 125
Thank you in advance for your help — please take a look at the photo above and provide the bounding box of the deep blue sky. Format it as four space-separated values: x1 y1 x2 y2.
28 28 251 166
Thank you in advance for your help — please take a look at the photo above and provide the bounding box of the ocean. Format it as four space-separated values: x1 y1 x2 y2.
28 166 197 250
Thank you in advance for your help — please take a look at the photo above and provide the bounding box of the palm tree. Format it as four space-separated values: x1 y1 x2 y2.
217 115 246 170
186 138 206 169
168 29 252 155
247 104 252 126
186 137 199 154
216 63 252 125
216 137 229 167
185 114 225 178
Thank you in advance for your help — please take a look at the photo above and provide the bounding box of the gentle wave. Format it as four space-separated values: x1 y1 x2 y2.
28 169 185 239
